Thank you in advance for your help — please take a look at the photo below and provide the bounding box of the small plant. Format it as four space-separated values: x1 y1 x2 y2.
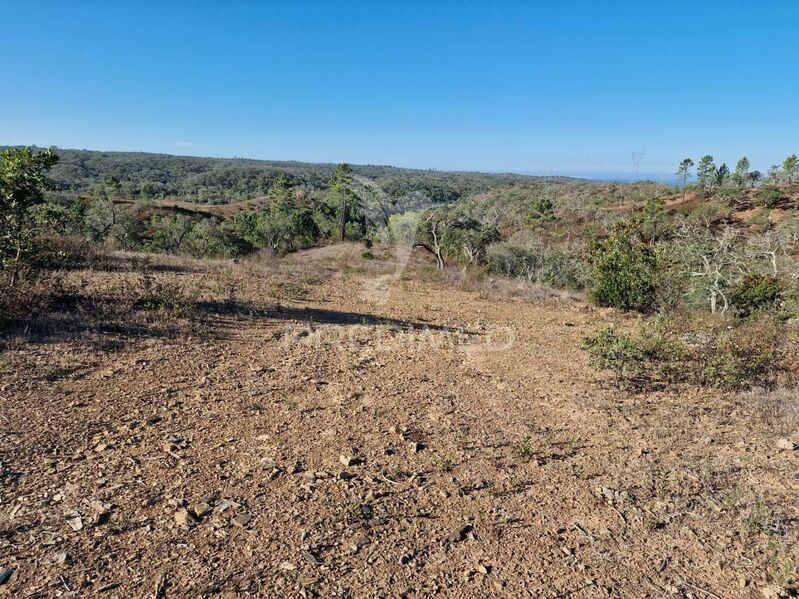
514 434 535 461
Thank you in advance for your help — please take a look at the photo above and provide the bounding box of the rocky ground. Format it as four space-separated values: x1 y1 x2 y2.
1 245 797 598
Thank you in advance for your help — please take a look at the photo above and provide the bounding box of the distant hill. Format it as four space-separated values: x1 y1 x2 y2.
27 147 580 206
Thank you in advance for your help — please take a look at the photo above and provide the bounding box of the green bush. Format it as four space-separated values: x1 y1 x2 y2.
755 186 783 208
588 222 657 312
583 322 685 387
585 314 791 391
730 274 785 317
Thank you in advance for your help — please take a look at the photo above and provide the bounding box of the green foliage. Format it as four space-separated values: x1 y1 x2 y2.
315 163 366 242
218 212 264 257
486 241 588 289
0 148 59 282
730 274 785 317
441 216 500 265
696 155 716 196
524 197 556 229
588 222 657 312
697 317 785 389
638 197 671 243
583 322 686 387
585 315 791 391
755 186 784 208
269 174 296 217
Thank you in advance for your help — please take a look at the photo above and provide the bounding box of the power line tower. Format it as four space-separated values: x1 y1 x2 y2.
631 151 646 180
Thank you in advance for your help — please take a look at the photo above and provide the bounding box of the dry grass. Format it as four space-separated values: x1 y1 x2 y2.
741 384 799 435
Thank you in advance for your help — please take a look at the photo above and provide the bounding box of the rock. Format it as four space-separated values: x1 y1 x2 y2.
302 550 322 565
444 524 472 544
191 503 212 519
339 454 358 467
55 552 70 566
408 441 423 453
279 561 296 571
64 510 83 531
0 568 14 586
776 438 796 451
477 563 491 575
174 509 195 526
760 585 787 599
233 513 252 527
162 442 178 453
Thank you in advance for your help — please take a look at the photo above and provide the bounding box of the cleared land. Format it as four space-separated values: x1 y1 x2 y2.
1 245 797 598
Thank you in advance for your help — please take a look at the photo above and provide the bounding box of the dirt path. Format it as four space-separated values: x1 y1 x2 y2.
1 253 797 598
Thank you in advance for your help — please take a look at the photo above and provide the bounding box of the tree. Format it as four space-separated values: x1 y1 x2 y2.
414 208 450 269
748 170 763 188
269 174 296 217
714 163 729 190
0 147 59 284
676 158 693 201
443 216 500 266
147 214 194 254
328 163 361 242
525 197 557 228
783 154 798 183
674 223 743 313
696 155 716 198
733 157 750 189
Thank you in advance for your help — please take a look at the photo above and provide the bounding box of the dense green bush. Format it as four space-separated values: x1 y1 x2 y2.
588 222 657 312
730 274 785 317
755 186 784 208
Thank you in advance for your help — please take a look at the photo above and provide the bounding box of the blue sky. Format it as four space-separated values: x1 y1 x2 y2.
2 1 797 179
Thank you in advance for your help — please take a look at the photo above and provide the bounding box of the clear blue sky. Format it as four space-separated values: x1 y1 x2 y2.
2 1 797 179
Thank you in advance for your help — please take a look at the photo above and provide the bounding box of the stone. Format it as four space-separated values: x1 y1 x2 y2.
233 513 252 527
339 454 357 467
191 503 212 519
776 438 796 451
0 568 14 586
174 509 194 526
444 524 472 543
64 510 83 531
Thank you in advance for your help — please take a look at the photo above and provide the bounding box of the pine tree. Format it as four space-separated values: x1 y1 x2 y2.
676 158 693 201
696 155 716 198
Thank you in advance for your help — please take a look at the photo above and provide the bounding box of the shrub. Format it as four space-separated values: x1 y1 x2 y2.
696 316 785 390
585 313 792 391
583 322 686 387
755 186 783 208
730 274 785 317
486 237 589 291
588 222 657 312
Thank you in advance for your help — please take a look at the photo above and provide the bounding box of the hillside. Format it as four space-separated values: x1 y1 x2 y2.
37 147 577 206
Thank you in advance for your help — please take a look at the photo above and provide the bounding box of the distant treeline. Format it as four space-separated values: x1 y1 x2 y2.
30 147 568 205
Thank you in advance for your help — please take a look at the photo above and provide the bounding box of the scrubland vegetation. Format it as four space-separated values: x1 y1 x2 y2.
2 146 799 597
3 147 799 396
